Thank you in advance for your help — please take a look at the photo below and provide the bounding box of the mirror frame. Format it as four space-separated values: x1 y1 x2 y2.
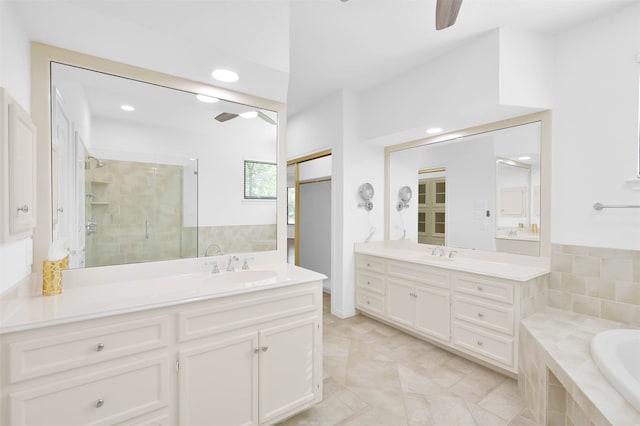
384 110 551 257
31 42 287 272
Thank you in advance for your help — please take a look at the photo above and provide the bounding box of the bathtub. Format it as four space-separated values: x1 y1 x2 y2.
591 329 640 412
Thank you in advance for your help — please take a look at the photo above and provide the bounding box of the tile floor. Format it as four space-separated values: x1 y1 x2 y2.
281 293 538 425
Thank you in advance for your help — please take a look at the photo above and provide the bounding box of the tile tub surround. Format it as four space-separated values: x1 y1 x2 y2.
181 224 277 258
519 308 640 425
549 244 640 327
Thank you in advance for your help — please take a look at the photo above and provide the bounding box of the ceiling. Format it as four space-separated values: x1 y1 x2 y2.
10 0 636 116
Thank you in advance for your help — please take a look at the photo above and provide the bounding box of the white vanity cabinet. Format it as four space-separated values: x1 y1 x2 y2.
1 312 172 426
354 250 543 376
1 279 324 426
354 254 386 315
0 88 37 242
386 261 450 343
451 273 518 371
176 283 322 426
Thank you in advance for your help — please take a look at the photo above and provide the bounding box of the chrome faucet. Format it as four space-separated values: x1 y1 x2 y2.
242 257 254 270
226 255 239 272
205 261 220 274
448 250 458 259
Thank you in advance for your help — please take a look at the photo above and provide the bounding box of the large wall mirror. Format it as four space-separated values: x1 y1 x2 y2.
385 111 550 257
32 43 287 271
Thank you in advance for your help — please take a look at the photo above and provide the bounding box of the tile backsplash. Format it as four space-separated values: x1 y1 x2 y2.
548 244 640 326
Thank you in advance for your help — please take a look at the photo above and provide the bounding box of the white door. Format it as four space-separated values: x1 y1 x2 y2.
386 279 415 327
414 284 450 342
178 332 259 426
259 317 318 424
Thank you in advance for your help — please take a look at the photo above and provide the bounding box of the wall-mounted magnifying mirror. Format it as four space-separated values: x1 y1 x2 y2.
396 186 412 211
358 182 374 212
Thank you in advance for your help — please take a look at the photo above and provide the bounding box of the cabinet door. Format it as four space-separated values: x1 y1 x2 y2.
178 332 259 426
414 284 450 343
386 279 414 327
8 103 36 235
259 317 318 424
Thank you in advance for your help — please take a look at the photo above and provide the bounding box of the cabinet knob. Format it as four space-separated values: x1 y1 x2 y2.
477 286 484 292
96 343 105 352
95 399 104 408
17 205 29 213
367 281 371 285
477 340 484 347
254 347 260 354
261 346 269 352
477 313 484 318
366 300 371 305
367 263 370 267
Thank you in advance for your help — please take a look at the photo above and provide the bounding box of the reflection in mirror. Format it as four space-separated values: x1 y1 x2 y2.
51 63 278 269
389 121 541 255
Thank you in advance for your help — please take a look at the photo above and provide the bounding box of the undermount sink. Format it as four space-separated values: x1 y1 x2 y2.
205 270 278 286
591 329 640 412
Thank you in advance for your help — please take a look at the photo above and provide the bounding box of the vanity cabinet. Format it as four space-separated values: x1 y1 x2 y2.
354 252 534 375
1 280 323 426
451 273 517 370
0 88 37 242
1 312 171 426
386 261 450 343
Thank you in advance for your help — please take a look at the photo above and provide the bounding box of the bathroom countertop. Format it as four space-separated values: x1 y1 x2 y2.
0 263 326 335
522 308 640 424
354 241 549 282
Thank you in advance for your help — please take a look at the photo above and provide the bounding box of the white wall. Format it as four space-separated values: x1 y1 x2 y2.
0 1 33 295
552 3 640 250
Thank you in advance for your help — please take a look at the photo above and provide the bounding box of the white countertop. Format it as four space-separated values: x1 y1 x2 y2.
0 263 326 335
354 241 549 282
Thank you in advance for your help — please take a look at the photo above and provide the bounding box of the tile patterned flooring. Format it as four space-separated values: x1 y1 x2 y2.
282 294 537 425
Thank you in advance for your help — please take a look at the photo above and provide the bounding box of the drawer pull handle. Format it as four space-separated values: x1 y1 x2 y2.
261 346 269 352
96 343 105 352
17 205 29 213
477 340 484 347
477 313 484 318
95 399 104 408
477 286 484 291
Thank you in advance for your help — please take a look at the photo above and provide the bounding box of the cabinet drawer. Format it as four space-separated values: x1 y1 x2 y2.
9 316 170 383
178 286 318 342
355 271 385 294
355 289 385 315
9 356 169 426
452 322 513 367
453 295 514 335
453 273 514 304
387 261 449 289
355 254 385 274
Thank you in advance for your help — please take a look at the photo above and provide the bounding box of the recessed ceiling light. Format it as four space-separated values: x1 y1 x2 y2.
518 156 532 160
120 105 135 112
211 69 239 83
240 111 258 119
196 94 219 103
426 127 443 134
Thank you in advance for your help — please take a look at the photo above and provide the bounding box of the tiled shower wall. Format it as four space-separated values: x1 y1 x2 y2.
548 244 640 327
86 160 185 267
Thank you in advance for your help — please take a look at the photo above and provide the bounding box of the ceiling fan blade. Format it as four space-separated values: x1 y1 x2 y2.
436 0 463 30
214 112 238 122
258 111 277 125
